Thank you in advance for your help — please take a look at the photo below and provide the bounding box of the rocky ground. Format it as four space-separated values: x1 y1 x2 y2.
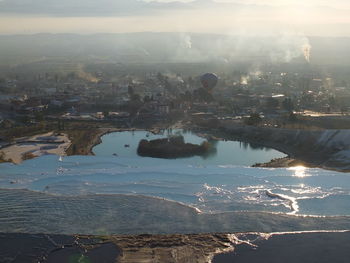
1 231 350 263
252 157 317 168
0 132 71 164
193 121 350 172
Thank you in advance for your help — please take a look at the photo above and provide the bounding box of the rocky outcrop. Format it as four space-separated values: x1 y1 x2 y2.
137 136 214 159
220 123 350 170
2 231 350 263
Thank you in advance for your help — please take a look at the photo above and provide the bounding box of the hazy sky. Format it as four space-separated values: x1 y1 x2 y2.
0 0 349 36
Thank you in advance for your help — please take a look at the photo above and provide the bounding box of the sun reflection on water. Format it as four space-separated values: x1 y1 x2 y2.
288 166 311 178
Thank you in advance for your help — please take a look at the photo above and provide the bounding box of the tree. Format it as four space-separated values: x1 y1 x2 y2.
131 94 141 102
34 112 44 122
57 120 65 130
21 115 31 125
288 112 298 122
282 98 294 112
103 111 109 119
128 85 134 97
184 91 192 102
266 97 279 110
143 95 151 103
244 113 262 126
328 95 337 108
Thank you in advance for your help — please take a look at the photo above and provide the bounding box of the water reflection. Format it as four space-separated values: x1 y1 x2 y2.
200 141 218 160
93 130 287 166
288 166 311 178
239 141 271 151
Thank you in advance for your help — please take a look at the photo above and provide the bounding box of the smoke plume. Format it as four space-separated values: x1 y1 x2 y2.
302 43 312 63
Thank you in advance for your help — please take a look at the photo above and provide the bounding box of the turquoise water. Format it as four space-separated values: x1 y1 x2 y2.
1 130 350 217
93 129 286 166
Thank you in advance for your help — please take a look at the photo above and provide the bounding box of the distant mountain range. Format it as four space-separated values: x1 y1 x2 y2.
0 33 349 66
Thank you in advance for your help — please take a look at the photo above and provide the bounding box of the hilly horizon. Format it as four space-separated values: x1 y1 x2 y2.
0 32 349 67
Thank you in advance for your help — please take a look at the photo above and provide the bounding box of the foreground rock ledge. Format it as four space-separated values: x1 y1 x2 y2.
1 231 349 263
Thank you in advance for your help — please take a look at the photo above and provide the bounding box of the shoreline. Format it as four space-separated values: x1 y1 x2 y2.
2 121 350 173
186 126 315 170
0 187 350 235
187 123 350 172
85 126 169 155
83 127 121 156
0 127 155 163
252 157 320 169
0 132 71 164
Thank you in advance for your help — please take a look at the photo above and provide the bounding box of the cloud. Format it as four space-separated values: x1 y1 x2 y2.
0 0 349 36
0 0 147 16
151 0 350 9
0 0 205 16
0 0 348 16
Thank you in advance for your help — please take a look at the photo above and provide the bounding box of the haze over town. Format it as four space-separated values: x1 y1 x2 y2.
2 1 350 262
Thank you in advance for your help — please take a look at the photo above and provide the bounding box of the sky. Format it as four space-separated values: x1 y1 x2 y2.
0 0 349 36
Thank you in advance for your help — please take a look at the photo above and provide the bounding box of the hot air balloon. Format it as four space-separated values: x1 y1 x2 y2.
200 73 218 91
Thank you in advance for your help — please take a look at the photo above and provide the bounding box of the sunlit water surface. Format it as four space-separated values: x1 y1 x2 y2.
1 130 350 216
